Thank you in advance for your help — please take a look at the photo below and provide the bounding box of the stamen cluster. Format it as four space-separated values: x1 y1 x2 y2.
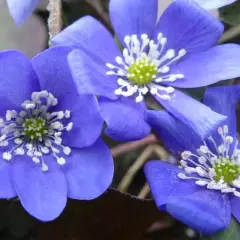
179 126 240 197
0 91 73 171
106 33 187 102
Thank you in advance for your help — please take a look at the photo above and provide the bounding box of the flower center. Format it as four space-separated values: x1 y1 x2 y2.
24 117 47 141
214 158 240 184
106 33 186 102
178 125 240 197
0 91 73 171
127 57 158 85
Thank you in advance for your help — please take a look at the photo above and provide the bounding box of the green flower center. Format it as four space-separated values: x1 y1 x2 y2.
127 57 158 85
214 158 240 184
24 117 47 141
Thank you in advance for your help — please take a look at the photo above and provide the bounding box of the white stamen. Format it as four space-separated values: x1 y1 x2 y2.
57 157 66 165
0 91 73 172
179 125 240 197
3 152 12 161
63 146 71 155
42 163 48 172
106 33 186 103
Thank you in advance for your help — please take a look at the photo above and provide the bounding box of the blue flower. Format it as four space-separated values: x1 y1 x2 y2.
7 0 41 25
144 84 240 235
0 46 113 221
53 0 240 142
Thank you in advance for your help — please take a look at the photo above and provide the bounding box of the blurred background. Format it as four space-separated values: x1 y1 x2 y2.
0 0 239 239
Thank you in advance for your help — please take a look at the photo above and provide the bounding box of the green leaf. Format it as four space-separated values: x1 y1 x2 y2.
201 217 240 240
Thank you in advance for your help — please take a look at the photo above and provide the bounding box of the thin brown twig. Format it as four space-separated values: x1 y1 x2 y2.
219 24 240 43
47 0 62 42
137 146 168 199
138 183 150 199
84 0 114 34
117 145 154 192
152 144 169 160
111 134 158 158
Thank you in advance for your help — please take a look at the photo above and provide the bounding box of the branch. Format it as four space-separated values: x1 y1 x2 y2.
111 134 158 158
219 24 240 43
138 183 150 199
47 0 62 42
117 145 154 192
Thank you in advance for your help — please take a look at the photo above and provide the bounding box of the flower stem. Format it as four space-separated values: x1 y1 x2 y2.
219 24 240 43
47 0 62 43
111 134 158 158
117 145 154 192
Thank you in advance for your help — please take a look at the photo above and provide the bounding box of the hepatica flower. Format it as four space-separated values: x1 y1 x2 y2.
145 84 240 234
7 0 43 25
53 0 240 142
0 46 113 221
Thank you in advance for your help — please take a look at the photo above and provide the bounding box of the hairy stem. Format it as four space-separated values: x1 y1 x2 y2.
47 0 62 42
111 134 158 158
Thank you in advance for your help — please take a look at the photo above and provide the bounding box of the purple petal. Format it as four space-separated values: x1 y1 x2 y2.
33 46 104 148
7 0 39 25
0 50 39 113
0 159 16 198
52 16 120 64
167 190 231 235
57 94 104 148
68 49 118 99
156 89 226 140
203 85 240 139
32 46 77 99
170 44 240 88
109 0 158 46
147 110 201 156
99 96 150 141
154 0 223 52
63 139 114 200
144 161 198 210
10 156 67 221
231 195 240 223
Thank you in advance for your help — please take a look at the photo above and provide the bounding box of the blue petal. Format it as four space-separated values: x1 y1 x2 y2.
154 0 223 52
32 46 104 148
32 46 77 99
144 161 198 210
10 156 67 221
52 16 121 64
170 44 240 88
230 195 240 223
0 50 40 113
7 0 39 25
57 94 104 148
109 0 158 46
63 139 114 200
147 110 201 156
203 85 240 139
156 89 227 140
68 49 118 99
167 190 231 235
0 159 16 198
99 96 150 141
